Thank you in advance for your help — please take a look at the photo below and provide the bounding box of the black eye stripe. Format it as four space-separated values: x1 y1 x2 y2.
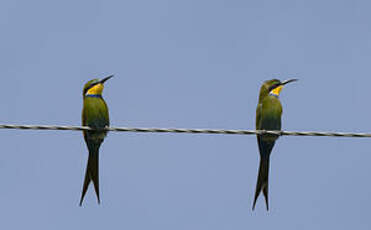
268 83 280 91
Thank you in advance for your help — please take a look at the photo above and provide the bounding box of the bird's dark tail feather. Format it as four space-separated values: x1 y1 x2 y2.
252 140 275 211
252 155 270 211
79 141 100 206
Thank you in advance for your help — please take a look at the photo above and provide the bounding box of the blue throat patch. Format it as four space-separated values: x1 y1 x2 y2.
268 93 279 98
86 94 102 98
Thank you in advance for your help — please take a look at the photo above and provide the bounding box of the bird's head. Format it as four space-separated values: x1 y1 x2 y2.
83 75 113 96
258 78 297 102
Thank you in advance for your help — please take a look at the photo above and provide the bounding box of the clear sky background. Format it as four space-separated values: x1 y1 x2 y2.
1 0 371 229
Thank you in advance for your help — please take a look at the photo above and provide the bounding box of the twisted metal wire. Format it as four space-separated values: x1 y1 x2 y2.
0 124 370 138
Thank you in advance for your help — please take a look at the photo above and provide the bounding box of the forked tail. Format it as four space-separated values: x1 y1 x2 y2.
79 141 100 206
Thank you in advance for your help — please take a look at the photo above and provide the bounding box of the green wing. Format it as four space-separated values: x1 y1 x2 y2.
256 95 282 154
256 103 262 130
260 96 282 132
82 97 110 128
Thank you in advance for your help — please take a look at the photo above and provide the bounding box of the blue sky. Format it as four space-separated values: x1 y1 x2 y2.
1 0 371 229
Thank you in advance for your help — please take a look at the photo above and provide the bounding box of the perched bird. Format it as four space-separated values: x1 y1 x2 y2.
80 75 113 206
252 78 297 211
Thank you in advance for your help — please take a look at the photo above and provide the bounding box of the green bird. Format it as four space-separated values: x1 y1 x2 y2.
252 78 297 211
80 75 113 206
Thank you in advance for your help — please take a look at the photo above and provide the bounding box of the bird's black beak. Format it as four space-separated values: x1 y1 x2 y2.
281 79 298 85
100 75 114 84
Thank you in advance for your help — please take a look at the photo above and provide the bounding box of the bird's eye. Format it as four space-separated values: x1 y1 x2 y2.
269 83 279 91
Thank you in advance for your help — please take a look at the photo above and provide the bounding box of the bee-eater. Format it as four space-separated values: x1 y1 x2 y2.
80 75 113 206
252 78 297 211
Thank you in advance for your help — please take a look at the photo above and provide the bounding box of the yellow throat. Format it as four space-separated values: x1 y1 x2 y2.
86 83 104 95
270 85 283 96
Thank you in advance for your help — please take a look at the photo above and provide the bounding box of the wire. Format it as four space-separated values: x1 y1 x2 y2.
0 124 370 138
